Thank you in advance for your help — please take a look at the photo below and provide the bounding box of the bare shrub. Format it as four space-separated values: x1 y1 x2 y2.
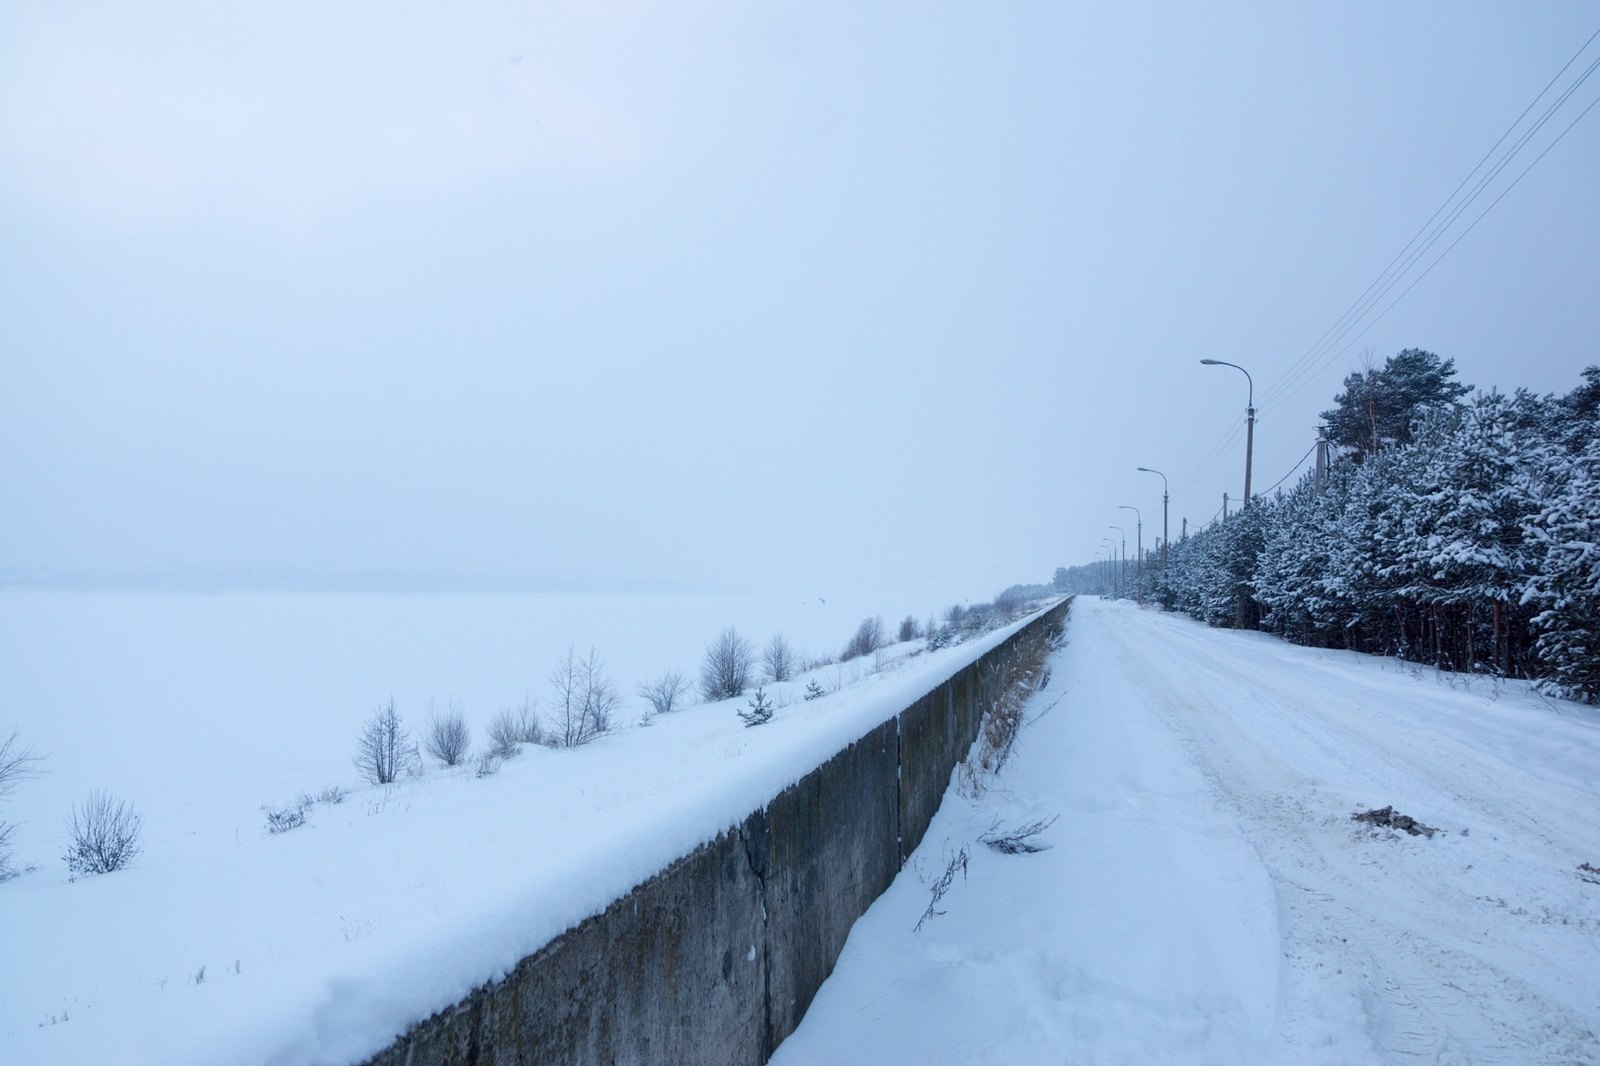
967 600 1069 781
486 710 519 756
762 634 796 683
295 785 346 809
639 671 690 717
0 730 43 880
353 699 418 785
64 789 143 878
475 750 503 777
0 821 16 881
0 730 42 802
549 647 619 748
700 628 755 701
841 616 885 661
897 615 920 643
487 699 539 757
264 804 307 834
423 699 472 767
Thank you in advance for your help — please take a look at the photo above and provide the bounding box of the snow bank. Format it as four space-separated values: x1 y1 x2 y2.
774 597 1600 1064
0 590 1044 1065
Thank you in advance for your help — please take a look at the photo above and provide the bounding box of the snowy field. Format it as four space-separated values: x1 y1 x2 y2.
773 597 1600 1065
0 588 1023 1065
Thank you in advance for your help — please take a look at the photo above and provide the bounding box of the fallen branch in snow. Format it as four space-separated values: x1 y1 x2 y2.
1578 863 1600 885
1352 805 1436 838
914 844 969 932
980 815 1058 854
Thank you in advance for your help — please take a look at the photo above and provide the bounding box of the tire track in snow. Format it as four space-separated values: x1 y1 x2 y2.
1084 599 1600 1064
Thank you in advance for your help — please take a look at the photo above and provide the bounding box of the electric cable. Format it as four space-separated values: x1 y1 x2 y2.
1260 84 1600 416
1258 441 1319 497
1256 26 1600 413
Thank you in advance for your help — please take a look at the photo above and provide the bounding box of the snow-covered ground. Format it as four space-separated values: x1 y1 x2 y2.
0 589 1029 1066
772 597 1600 1065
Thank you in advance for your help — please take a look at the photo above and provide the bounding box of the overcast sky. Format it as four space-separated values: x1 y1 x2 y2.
2 1 1596 606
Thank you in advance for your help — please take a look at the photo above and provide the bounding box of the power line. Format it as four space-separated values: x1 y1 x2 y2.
1171 418 1246 498
1261 84 1600 416
1255 26 1600 414
1163 26 1598 523
1259 441 1318 497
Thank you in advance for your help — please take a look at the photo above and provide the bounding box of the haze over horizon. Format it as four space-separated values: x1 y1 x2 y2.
3 1 1596 606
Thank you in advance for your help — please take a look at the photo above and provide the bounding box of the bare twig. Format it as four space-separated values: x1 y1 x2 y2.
914 844 969 932
980 815 1058 854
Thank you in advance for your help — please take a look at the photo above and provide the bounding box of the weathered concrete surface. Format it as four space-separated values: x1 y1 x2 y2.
369 825 768 1066
759 717 899 1048
365 600 1068 1066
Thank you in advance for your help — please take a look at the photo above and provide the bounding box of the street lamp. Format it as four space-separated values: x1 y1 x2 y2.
1108 526 1127 599
1101 538 1120 593
1137 467 1169 569
1200 359 1255 507
1118 506 1143 603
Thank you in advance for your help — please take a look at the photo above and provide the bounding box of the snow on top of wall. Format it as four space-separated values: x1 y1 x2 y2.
0 594 1051 1066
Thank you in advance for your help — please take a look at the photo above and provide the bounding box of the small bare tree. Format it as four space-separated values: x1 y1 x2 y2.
353 699 418 785
639 671 690 716
897 615 920 643
0 730 42 802
841 616 886 661
0 821 15 881
0 730 43 881
700 628 755 701
423 699 472 767
762 634 796 683
486 709 518 756
487 698 541 756
64 789 143 879
549 647 619 748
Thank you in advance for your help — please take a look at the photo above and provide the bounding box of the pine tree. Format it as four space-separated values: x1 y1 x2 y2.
1524 438 1600 701
738 687 775 727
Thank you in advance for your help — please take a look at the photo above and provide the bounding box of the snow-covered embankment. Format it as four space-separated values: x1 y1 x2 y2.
364 599 1066 1066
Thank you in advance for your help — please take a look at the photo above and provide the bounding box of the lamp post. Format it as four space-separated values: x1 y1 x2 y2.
1137 467 1168 570
1100 539 1118 597
1200 359 1255 507
1119 505 1143 603
1108 526 1127 599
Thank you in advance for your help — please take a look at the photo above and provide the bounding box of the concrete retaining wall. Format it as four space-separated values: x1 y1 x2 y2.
366 600 1068 1066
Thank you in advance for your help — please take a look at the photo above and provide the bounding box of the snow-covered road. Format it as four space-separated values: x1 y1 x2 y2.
772 597 1600 1065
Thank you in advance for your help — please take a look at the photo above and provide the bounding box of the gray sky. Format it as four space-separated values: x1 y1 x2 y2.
2 1 1597 606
